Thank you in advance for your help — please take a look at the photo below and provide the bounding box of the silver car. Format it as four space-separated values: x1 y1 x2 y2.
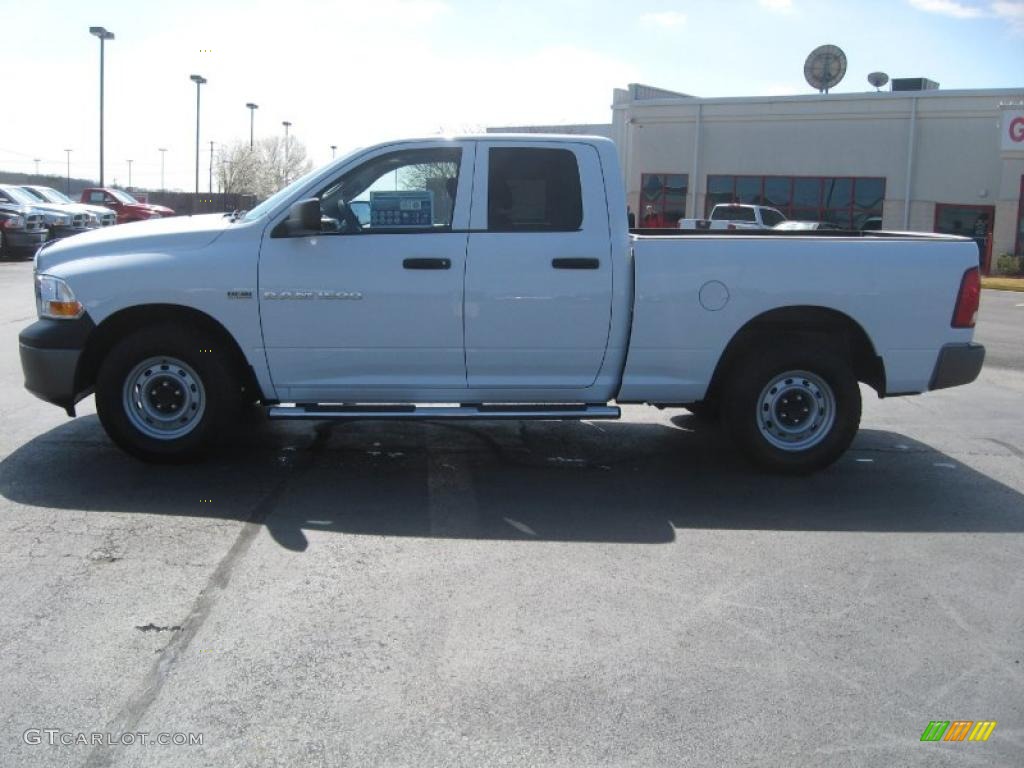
0 185 91 239
20 185 117 227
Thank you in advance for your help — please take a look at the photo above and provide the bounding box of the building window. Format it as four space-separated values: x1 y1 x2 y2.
1017 175 1024 258
705 175 885 230
640 173 688 228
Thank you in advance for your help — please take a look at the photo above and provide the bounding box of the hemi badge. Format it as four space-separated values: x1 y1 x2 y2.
227 290 253 299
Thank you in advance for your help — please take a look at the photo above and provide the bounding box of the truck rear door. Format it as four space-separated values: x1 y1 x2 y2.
464 142 613 388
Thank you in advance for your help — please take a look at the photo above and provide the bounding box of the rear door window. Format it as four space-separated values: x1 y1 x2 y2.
487 148 582 231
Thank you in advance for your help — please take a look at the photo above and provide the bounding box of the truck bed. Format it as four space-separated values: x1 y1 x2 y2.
629 228 969 241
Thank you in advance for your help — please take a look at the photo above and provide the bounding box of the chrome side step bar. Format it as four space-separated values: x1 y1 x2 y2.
268 403 621 421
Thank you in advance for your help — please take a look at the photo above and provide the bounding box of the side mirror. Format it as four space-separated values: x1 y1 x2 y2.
285 198 322 235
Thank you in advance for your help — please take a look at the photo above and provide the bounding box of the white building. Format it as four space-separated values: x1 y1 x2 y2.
492 83 1024 273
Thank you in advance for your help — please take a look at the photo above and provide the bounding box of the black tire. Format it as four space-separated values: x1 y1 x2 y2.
685 401 720 422
722 340 861 474
95 323 241 463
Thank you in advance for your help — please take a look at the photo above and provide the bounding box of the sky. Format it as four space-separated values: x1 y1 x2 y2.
2 0 1022 192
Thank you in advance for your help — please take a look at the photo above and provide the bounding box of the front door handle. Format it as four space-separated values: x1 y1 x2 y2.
552 257 600 269
403 258 451 270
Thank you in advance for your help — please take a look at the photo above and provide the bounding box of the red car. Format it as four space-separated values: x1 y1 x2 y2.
80 188 174 224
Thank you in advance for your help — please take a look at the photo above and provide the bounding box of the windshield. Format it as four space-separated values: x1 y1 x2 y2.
21 187 48 202
36 187 73 204
0 186 38 205
109 188 139 204
242 148 360 222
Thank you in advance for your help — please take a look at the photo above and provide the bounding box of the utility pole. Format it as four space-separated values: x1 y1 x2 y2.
158 148 167 191
127 159 133 188
33 158 40 176
64 149 72 194
209 140 214 194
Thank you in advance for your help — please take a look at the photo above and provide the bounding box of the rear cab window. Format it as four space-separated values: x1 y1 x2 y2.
713 206 756 222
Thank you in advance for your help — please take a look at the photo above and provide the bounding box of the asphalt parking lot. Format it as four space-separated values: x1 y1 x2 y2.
0 258 1021 767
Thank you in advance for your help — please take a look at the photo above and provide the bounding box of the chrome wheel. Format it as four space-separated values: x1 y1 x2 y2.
756 370 836 452
122 356 206 440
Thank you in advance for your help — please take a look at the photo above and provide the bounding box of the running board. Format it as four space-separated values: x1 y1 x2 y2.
267 403 621 421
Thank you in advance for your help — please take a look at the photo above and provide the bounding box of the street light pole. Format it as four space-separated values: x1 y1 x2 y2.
158 148 167 191
209 140 214 194
89 27 115 187
127 159 133 189
282 121 291 185
246 103 258 149
190 74 207 195
331 144 337 159
64 149 72 194
33 158 40 176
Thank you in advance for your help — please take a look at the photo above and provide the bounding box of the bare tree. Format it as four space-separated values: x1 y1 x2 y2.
215 136 314 199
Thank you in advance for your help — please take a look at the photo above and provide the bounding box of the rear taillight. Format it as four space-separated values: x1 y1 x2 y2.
951 267 980 328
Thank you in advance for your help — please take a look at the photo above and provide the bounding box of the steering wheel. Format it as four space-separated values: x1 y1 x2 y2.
337 201 363 233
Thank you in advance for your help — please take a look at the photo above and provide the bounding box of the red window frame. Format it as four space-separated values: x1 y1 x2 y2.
639 173 688 228
934 203 996 276
1016 175 1024 260
704 175 885 230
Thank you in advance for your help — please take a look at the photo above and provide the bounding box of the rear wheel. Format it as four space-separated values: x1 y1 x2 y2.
722 341 861 474
96 324 241 462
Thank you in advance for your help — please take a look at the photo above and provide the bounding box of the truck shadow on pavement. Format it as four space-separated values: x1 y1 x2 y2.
1 412 1022 552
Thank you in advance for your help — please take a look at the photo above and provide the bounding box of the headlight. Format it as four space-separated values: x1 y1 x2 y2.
35 274 84 319
149 212 162 219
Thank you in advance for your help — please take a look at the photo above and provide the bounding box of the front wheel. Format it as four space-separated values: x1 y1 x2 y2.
96 324 240 462
722 342 861 474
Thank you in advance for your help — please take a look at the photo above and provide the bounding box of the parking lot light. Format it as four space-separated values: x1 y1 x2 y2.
246 103 258 149
282 121 292 185
190 75 207 195
159 148 167 192
89 27 115 186
64 149 72 194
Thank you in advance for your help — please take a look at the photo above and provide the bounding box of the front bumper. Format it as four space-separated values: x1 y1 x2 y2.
930 343 985 390
3 230 47 252
19 315 95 414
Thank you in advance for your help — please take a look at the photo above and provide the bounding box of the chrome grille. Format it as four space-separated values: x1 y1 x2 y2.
101 213 116 226
72 213 87 228
26 214 44 231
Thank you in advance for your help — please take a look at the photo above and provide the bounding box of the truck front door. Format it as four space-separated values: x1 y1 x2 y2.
258 142 474 401
464 143 614 389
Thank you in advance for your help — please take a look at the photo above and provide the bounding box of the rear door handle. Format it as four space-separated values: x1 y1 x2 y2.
403 258 451 270
552 257 600 269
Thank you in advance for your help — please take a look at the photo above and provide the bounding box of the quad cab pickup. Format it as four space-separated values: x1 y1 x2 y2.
679 203 787 231
21 135 984 473
80 187 174 224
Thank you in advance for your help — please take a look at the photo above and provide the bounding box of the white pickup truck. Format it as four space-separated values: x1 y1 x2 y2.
678 203 787 231
20 135 984 473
